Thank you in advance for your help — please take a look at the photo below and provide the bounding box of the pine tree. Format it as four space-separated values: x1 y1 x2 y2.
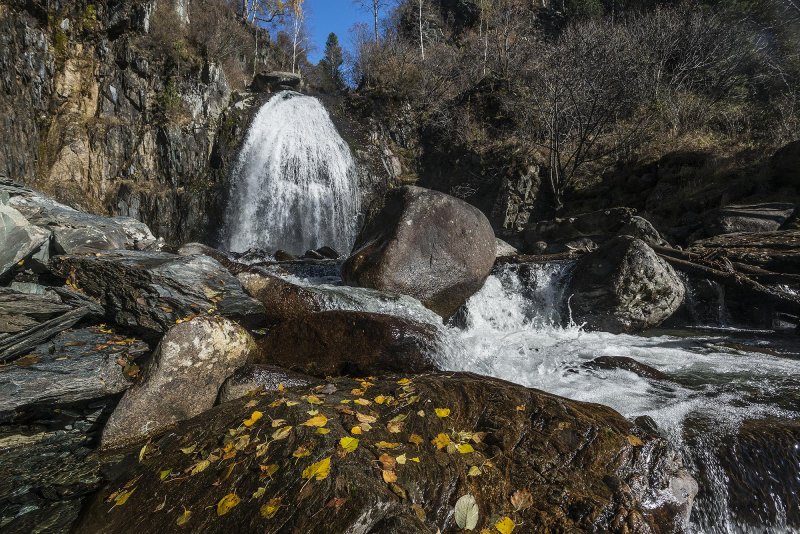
321 32 345 89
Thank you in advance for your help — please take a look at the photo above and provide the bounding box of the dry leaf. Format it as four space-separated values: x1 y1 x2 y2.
356 412 377 424
316 427 330 435
468 466 482 477
176 508 191 526
627 435 644 447
454 494 479 531
216 493 240 516
375 395 386 404
293 446 312 458
432 433 451 450
252 487 266 499
301 414 328 427
301 457 332 480
396 453 407 465
354 398 371 406
375 441 401 449
387 421 404 433
272 426 293 440
496 516 515 534
435 408 451 418
382 469 398 483
260 464 279 477
243 411 263 427
408 433 424 446
457 443 475 454
340 436 359 453
260 497 282 519
379 453 396 469
271 419 288 428
351 426 363 435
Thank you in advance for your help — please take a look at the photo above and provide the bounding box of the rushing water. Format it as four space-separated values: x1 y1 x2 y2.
284 261 800 533
223 91 361 255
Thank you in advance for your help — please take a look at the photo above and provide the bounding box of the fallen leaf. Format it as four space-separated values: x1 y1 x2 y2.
272 426 293 440
515 404 526 412
409 456 420 463
359 422 373 432
387 421 404 433
454 494 479 531
243 411 263 427
510 488 534 511
179 444 197 454
305 395 324 405
417 410 425 417
301 457 332 480
379 453 396 469
354 398 371 406
396 453 407 465
375 441 401 449
351 388 365 396
468 466 482 477
409 433 424 446
189 459 210 475
245 399 258 408
627 435 644 447
307 409 319 416
217 493 240 516
252 487 266 499
176 508 191 526
260 497 281 519
435 408 451 418
159 469 172 480
301 414 328 427
382 469 398 483
114 487 136 507
457 443 475 454
271 419 288 428
340 436 359 453
293 446 312 458
375 395 386 404
397 378 412 385
315 427 330 435
351 426 363 435
496 516 515 534
286 400 299 407
138 443 149 463
356 412 377 424
412 503 426 522
432 433 451 450
260 464 279 477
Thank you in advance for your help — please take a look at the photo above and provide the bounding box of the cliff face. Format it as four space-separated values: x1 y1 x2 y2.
0 0 243 244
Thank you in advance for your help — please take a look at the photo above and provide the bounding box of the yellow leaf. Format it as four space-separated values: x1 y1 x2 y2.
293 446 311 458
114 487 136 506
159 469 172 480
179 444 197 454
252 487 266 499
396 453 407 465
351 388 365 396
301 414 328 427
307 409 319 415
351 426 363 435
216 493 240 516
176 508 191 526
435 408 450 418
286 400 299 407
457 443 475 454
138 443 149 463
410 456 420 463
387 421 404 433
301 457 332 481
245 399 258 408
627 435 644 447
356 412 377 424
189 459 210 475
375 441 401 449
340 436 359 453
515 404 526 412
409 433 424 446
432 433 451 450
260 463 279 477
271 418 288 428
244 411 263 427
340 399 352 404
468 466 482 477
354 398 371 406
496 516 515 534
278 383 285 392
305 395 324 405
359 422 373 432
417 410 425 417
272 426 293 440
397 378 412 385
316 427 331 435
260 497 282 519
375 395 386 404
382 469 398 483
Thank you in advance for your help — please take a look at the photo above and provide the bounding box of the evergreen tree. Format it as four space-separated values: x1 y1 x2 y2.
321 32 345 89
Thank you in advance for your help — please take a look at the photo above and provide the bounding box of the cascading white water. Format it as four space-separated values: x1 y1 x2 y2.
223 91 361 255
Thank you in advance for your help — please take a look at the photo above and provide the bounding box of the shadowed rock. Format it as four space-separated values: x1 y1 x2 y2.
101 316 255 449
343 186 496 318
567 236 685 333
77 373 696 533
254 310 439 377
217 364 318 404
50 251 266 339
237 270 325 324
583 356 669 381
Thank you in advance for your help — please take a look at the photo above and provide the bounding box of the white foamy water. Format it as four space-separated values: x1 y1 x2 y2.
436 264 800 534
224 91 360 255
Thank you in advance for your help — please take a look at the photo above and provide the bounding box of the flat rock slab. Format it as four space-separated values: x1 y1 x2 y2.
0 326 149 421
0 203 50 280
77 373 695 533
50 251 266 339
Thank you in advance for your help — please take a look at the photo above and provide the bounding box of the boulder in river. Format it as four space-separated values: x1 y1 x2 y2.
342 186 496 318
254 310 439 377
703 203 796 236
237 270 325 324
78 373 696 533
50 251 266 339
567 236 686 333
101 316 255 449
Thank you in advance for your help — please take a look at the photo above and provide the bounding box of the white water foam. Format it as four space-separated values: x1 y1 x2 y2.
224 91 360 255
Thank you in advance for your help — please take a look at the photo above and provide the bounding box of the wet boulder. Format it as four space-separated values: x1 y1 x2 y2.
342 186 496 318
50 251 266 339
101 316 255 449
217 364 317 404
237 270 325 324
78 373 696 533
253 310 439 377
567 236 685 333
178 242 247 274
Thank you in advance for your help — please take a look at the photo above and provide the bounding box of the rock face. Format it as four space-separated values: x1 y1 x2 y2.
525 207 668 252
50 251 266 339
567 236 685 333
0 326 148 420
703 203 796 236
342 186 496 318
0 203 50 280
254 310 439 377
101 316 255 449
78 373 696 533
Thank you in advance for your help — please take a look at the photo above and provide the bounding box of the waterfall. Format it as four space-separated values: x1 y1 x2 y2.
223 91 361 255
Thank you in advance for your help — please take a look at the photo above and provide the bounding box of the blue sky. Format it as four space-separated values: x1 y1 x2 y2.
303 0 370 62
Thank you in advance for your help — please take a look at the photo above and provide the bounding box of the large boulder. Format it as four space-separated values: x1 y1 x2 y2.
770 140 800 187
703 203 796 236
101 316 255 449
567 236 685 333
50 251 266 339
254 310 439 377
342 186 496 318
77 373 696 533
237 270 325 324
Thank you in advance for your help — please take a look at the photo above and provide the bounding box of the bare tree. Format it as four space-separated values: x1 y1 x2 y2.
354 0 392 44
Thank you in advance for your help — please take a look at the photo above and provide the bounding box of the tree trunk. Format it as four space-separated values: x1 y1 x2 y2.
418 0 425 60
